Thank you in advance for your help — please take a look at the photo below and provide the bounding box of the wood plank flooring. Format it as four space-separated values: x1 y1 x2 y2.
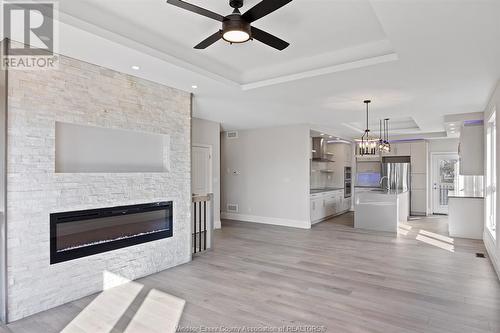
5 213 500 333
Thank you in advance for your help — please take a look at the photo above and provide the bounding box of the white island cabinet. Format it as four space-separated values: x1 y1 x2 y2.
354 189 409 233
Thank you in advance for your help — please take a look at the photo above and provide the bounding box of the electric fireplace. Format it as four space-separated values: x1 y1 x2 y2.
50 201 173 264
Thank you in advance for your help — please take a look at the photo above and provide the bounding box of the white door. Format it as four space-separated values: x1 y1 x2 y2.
432 154 458 214
192 145 212 195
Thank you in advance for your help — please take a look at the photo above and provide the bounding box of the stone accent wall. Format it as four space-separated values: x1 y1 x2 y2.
6 55 192 321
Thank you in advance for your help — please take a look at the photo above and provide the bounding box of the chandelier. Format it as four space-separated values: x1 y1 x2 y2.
359 100 378 156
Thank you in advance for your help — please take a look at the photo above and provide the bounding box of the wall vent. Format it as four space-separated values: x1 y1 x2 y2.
227 204 239 212
226 131 238 139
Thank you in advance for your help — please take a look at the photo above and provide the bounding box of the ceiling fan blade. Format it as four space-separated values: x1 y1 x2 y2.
242 0 293 23
166 0 225 22
194 31 222 49
251 27 289 51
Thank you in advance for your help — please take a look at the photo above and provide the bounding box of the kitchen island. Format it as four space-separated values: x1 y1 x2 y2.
354 188 409 233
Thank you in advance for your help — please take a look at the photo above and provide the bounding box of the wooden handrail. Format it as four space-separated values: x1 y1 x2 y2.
192 193 212 202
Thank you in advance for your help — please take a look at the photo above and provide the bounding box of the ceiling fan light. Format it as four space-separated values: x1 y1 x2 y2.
223 30 250 43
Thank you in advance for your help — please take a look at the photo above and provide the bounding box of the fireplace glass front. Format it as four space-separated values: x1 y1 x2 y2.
50 202 173 264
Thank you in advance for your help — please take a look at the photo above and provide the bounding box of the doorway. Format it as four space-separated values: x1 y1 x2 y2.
431 153 459 215
486 110 496 238
192 145 212 196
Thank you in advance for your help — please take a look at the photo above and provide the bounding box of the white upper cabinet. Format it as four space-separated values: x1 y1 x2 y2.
458 124 484 175
397 143 411 156
379 142 411 157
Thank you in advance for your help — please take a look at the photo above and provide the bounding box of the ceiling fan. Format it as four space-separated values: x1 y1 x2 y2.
166 0 293 50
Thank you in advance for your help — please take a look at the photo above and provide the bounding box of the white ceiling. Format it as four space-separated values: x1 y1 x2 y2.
46 0 500 138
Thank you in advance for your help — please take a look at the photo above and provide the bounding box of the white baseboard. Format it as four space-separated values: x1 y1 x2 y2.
221 212 311 229
483 229 499 280
214 219 222 229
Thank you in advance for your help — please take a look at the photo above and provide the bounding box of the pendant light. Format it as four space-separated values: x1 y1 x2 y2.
383 118 391 152
378 119 384 150
359 100 377 156
377 118 391 153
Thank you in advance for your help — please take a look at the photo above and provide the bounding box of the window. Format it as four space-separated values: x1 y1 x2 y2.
486 110 496 238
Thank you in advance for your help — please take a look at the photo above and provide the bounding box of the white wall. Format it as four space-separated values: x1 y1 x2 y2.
221 125 310 229
427 138 459 214
192 117 221 229
483 80 500 279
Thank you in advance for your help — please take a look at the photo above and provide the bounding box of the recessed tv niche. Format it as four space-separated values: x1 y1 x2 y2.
55 122 170 173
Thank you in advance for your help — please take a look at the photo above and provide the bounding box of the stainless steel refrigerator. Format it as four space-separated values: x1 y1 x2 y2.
381 156 411 192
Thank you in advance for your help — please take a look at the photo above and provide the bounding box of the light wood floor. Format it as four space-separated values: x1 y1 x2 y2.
4 213 500 333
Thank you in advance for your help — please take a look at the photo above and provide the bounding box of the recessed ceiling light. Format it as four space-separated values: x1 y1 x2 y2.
191 85 198 89
320 133 325 136
329 136 333 138
131 65 140 70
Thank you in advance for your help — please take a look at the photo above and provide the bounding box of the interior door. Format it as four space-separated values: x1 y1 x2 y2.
192 145 212 195
432 154 458 214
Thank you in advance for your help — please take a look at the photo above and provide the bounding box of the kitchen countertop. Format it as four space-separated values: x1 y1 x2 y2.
310 187 344 194
448 190 484 199
367 188 409 195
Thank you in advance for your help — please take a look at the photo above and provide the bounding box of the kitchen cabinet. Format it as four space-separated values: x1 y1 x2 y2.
411 173 426 190
409 141 428 215
379 142 410 156
384 144 398 156
325 194 337 216
340 197 352 212
448 195 484 239
310 190 349 223
458 124 484 175
411 189 426 215
396 143 411 156
310 196 323 222
410 141 427 173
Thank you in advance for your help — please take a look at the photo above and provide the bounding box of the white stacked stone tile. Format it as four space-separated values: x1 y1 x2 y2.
6 54 192 321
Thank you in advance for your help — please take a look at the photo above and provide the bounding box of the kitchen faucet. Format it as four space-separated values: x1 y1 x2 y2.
379 176 390 190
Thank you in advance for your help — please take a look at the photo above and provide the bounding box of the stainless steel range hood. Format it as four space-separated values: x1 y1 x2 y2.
312 137 334 162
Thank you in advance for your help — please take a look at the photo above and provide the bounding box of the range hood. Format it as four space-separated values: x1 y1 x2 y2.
312 137 334 162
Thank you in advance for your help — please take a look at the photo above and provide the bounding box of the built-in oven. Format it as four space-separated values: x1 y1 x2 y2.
344 167 352 198
344 181 352 198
